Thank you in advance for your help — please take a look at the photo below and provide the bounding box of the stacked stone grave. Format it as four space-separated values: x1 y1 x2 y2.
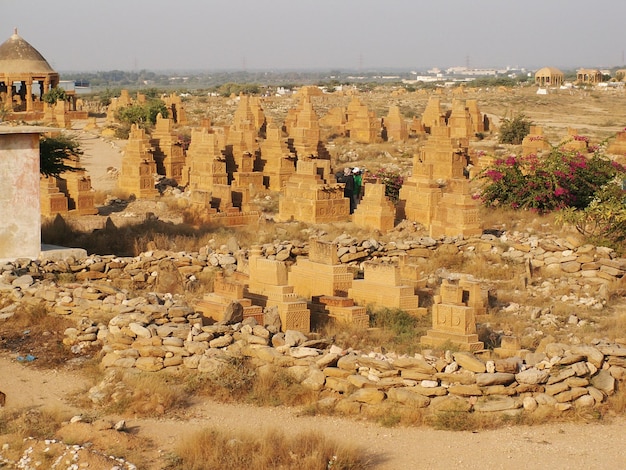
288 239 368 328
150 113 186 182
117 124 158 198
0 231 625 416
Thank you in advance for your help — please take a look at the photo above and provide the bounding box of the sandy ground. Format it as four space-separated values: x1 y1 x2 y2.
71 120 125 193
2 354 626 469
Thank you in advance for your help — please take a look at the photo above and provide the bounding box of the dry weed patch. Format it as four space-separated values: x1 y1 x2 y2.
170 427 371 470
321 308 430 355
0 303 77 368
91 369 190 417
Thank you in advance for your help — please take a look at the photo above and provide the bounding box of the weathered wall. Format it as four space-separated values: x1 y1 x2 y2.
0 130 41 261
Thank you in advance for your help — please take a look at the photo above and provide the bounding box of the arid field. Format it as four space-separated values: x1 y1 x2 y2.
2 84 626 469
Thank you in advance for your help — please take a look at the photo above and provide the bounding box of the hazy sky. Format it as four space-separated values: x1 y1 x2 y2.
3 0 625 72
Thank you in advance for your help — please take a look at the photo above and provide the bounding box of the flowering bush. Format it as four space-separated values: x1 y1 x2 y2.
476 145 626 213
371 168 404 202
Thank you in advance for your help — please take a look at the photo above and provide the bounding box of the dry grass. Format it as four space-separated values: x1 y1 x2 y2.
0 407 69 440
249 366 320 407
0 302 78 368
362 402 427 427
423 405 601 431
320 308 430 355
169 427 371 470
91 369 190 417
181 357 318 408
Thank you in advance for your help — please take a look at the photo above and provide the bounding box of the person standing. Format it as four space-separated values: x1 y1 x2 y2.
352 167 363 213
342 167 356 214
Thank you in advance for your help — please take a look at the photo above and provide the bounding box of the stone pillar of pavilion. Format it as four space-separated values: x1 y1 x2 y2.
117 124 158 199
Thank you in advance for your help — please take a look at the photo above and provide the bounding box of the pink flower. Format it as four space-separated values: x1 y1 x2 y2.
485 169 503 182
554 187 567 197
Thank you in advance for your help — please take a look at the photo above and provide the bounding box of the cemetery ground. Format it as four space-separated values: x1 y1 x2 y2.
3 86 626 469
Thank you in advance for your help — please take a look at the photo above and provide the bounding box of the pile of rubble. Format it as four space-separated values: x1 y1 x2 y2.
1 230 625 417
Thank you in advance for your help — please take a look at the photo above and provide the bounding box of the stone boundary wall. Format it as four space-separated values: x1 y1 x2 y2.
89 308 623 415
0 230 625 415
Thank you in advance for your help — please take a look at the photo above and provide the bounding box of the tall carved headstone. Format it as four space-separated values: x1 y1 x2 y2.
151 113 185 182
421 277 486 351
117 124 158 198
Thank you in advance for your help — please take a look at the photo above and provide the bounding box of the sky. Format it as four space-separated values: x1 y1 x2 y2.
3 0 625 73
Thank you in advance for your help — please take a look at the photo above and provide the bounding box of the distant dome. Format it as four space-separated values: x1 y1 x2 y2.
0 28 56 75
535 66 563 77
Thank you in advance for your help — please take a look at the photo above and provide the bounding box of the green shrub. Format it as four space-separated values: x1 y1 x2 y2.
115 99 168 127
498 113 531 145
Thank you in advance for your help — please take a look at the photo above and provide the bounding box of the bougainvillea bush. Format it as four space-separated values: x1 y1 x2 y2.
475 143 626 214
371 167 404 202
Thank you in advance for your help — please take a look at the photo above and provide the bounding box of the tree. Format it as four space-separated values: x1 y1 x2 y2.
498 113 532 145
39 135 83 177
42 87 66 105
115 99 168 127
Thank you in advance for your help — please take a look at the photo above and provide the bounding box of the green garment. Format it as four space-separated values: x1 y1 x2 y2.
353 174 362 196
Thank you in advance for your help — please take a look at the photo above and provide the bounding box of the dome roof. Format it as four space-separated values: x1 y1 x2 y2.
0 29 56 75
535 67 563 76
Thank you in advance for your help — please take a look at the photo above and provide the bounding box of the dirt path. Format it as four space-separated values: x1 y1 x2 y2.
2 355 626 469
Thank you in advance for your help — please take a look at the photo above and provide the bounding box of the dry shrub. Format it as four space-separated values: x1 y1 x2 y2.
594 307 626 341
362 402 426 427
250 366 319 407
426 410 518 431
182 357 318 407
171 427 370 470
102 370 189 417
0 303 76 368
181 357 256 403
479 206 560 236
605 384 626 415
0 407 68 440
321 308 429 355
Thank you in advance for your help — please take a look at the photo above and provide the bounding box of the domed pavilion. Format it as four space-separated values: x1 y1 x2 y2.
534 67 564 88
0 28 59 114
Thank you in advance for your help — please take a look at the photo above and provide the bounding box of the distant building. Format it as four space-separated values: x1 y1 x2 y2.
0 28 60 113
534 67 564 87
576 68 603 84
